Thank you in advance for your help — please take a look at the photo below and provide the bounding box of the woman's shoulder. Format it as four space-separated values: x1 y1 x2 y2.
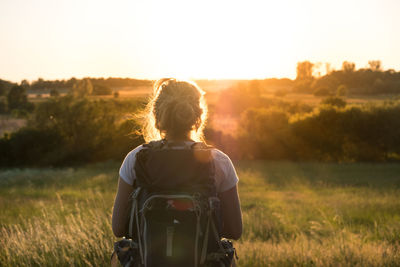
124 143 233 163
210 148 238 192
122 144 145 164
210 148 233 164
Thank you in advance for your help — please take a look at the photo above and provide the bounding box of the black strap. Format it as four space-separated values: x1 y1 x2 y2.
142 139 213 150
142 139 166 149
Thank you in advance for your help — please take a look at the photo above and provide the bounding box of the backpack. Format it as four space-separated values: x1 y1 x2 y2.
112 140 236 267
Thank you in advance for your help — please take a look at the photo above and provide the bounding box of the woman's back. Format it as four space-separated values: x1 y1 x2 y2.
111 79 242 266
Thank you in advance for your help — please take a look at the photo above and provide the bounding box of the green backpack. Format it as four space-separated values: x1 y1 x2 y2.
112 140 236 267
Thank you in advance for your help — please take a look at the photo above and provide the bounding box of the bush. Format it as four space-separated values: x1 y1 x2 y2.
50 89 60 97
1 128 64 166
337 84 348 96
0 96 143 166
274 90 287 97
313 87 332 97
10 109 30 118
0 84 5 96
92 84 113 96
321 97 346 108
7 85 30 110
293 79 313 93
222 102 400 162
291 103 400 161
238 108 292 160
0 98 7 113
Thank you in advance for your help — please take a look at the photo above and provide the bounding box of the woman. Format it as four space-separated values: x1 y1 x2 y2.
112 78 242 244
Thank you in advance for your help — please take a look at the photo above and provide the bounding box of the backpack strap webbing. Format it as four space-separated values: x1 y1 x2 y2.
128 187 144 265
142 139 213 150
142 139 166 149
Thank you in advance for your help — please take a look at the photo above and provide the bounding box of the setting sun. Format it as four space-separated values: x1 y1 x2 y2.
1 0 399 81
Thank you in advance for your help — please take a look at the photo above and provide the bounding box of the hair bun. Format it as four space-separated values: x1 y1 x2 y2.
173 101 195 126
148 78 207 141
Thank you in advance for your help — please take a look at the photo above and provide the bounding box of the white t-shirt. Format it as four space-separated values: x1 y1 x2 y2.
119 142 239 193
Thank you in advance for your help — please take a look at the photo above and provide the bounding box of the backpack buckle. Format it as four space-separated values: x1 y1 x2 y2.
130 187 141 200
208 197 220 211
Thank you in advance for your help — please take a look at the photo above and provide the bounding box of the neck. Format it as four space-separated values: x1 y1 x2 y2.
165 132 192 142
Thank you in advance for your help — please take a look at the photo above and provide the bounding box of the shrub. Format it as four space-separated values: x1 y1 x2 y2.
230 102 400 162
293 79 313 93
274 90 287 97
313 87 332 97
238 108 292 160
0 98 7 113
0 96 143 166
321 97 346 108
50 88 60 97
1 127 64 166
7 85 30 111
92 84 113 96
336 84 348 97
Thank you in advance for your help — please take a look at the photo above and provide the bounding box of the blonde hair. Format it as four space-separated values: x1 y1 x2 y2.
140 78 208 142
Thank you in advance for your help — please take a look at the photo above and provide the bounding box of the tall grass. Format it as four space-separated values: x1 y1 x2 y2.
1 162 400 266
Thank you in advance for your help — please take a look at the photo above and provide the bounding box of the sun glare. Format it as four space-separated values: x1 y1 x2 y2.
1 0 399 81
121 0 307 80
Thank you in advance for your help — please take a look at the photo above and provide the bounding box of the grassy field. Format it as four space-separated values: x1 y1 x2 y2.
1 162 400 266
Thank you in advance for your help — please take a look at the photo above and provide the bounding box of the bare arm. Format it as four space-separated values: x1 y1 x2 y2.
218 184 243 240
112 177 134 237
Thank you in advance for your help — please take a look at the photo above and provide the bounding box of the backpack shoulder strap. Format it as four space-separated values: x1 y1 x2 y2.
143 140 213 150
142 139 166 149
190 142 213 150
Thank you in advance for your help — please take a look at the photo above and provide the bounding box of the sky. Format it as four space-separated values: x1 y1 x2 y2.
1 0 399 82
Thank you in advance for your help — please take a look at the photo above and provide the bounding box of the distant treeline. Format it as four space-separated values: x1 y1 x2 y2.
294 60 400 96
2 59 400 97
0 77 292 95
20 77 152 91
0 78 151 113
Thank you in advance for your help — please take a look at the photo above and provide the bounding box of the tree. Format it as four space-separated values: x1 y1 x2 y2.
50 88 60 97
31 78 45 90
20 79 30 90
342 61 355 72
368 60 382 71
325 63 333 75
294 61 315 93
7 85 29 110
65 77 77 88
296 61 314 80
71 78 93 97
0 79 15 95
0 83 5 96
336 84 348 97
